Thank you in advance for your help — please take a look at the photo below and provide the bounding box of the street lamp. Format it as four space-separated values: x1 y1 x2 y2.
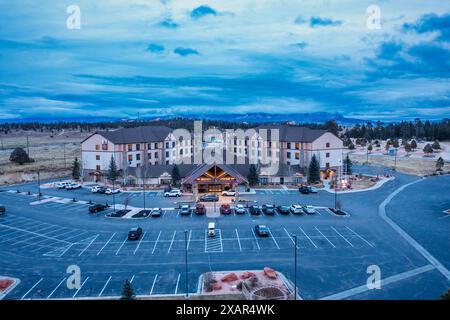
184 229 189 298
37 171 41 201
393 147 398 171
112 179 116 214
142 177 146 211
291 234 298 300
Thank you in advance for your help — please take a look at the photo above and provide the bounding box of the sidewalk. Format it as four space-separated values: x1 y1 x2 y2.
322 176 394 194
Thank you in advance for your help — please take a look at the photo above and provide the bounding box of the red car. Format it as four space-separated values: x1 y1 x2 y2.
195 203 206 215
220 204 232 215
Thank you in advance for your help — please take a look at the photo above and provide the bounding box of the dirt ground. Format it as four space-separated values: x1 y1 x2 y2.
0 130 89 185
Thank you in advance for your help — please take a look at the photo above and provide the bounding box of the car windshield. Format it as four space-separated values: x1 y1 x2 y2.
181 205 189 209
130 228 138 232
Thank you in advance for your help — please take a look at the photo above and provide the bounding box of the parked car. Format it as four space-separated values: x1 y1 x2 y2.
88 203 109 213
195 203 206 215
0 204 5 215
249 205 262 215
199 194 219 202
151 208 162 217
303 205 316 214
164 189 182 197
105 188 120 195
208 222 216 237
179 205 191 215
220 204 232 215
289 204 303 215
56 182 71 189
255 224 269 237
299 186 318 194
128 227 143 240
235 204 246 214
91 186 107 193
221 190 236 197
65 183 82 190
262 204 275 215
277 205 290 215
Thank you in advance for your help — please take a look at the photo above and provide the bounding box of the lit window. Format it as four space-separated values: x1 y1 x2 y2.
96 155 100 161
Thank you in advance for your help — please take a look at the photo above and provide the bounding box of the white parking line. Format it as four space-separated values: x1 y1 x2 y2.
115 236 128 255
218 229 223 252
315 227 336 248
283 227 300 249
0 223 70 244
130 275 135 283
73 276 90 298
345 227 375 248
187 230 192 251
97 233 116 256
235 229 242 251
152 231 161 254
150 274 158 295
78 234 99 256
133 232 146 255
168 231 177 253
47 277 67 299
331 227 354 247
21 278 43 300
251 228 261 250
298 227 318 248
175 273 181 294
98 276 112 297
267 228 280 249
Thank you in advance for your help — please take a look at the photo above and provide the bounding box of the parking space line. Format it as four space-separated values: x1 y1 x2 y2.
345 227 374 248
0 223 71 244
267 228 280 249
218 229 223 252
133 232 146 255
315 227 336 248
251 228 261 250
152 231 161 254
150 274 158 295
47 277 67 299
21 278 43 300
175 273 181 294
73 276 90 298
298 227 318 248
187 230 192 251
331 227 354 247
130 275 135 283
97 233 116 256
98 276 112 297
115 236 128 255
168 231 177 253
78 235 99 256
283 227 300 249
235 229 242 251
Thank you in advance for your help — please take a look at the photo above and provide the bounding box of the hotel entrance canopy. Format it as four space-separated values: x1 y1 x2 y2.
181 162 249 186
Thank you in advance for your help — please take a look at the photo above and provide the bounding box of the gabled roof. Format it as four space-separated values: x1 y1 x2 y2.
82 126 173 144
255 125 328 142
181 162 249 185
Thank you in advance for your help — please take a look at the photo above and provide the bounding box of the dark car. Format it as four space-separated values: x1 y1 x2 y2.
0 204 5 215
195 203 206 215
128 227 143 240
298 186 311 194
151 208 162 217
220 204 232 215
199 194 219 202
277 205 290 215
88 203 109 213
249 205 262 215
262 204 275 215
255 225 269 237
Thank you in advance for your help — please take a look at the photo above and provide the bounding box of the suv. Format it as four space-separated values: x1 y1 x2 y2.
199 194 219 202
220 204 232 215
255 225 269 237
91 186 107 193
290 204 303 215
0 204 5 215
277 205 290 215
262 204 275 215
249 205 262 215
221 190 236 197
235 204 246 214
179 205 191 215
105 188 120 195
195 203 206 215
56 182 71 189
88 203 109 213
65 183 82 190
164 189 182 197
303 205 316 214
128 227 143 240
299 186 318 194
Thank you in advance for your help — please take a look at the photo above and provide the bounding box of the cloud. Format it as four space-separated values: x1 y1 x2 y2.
173 47 199 56
190 5 217 20
309 17 343 28
158 18 179 29
145 43 165 54
403 12 450 42
293 42 308 49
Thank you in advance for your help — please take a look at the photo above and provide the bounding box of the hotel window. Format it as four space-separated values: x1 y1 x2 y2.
287 152 291 159
326 162 330 168
287 142 291 149
295 143 300 149
234 147 237 153
326 142 330 148
268 141 272 148
295 152 300 160
180 149 183 155
172 142 175 148
326 152 330 158
96 165 101 171
166 142 169 148
96 155 100 161
136 144 140 151
148 153 152 159
147 143 152 149
166 160 169 165
95 144 100 150
136 163 140 168
155 152 159 159
155 161 159 165
128 144 132 151
136 154 140 161
128 154 133 162
165 151 169 158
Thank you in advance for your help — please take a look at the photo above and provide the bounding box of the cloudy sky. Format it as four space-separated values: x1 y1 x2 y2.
0 0 449 121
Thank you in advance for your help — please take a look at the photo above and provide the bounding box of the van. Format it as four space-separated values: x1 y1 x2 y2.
208 222 215 237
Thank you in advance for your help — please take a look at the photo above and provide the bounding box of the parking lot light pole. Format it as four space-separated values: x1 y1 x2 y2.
291 234 298 300
393 147 397 171
142 177 146 211
184 229 189 298
112 179 116 214
37 171 41 201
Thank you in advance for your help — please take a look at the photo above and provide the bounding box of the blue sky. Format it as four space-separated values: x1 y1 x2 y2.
0 0 449 121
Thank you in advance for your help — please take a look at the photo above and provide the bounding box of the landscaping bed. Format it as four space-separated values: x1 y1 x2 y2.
131 210 152 218
106 209 130 218
328 208 350 217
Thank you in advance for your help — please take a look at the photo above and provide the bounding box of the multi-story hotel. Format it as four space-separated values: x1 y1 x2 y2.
81 124 344 191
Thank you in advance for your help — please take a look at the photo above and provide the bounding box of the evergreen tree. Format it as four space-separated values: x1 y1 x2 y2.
423 144 433 155
9 147 33 165
432 140 441 150
120 279 136 300
308 155 321 183
171 164 181 186
367 144 373 153
348 142 355 150
72 157 81 180
107 155 118 182
410 139 417 150
247 164 259 186
436 157 444 171
404 143 412 154
343 154 353 175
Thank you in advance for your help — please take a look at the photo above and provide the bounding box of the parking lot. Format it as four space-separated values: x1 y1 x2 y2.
1 165 449 300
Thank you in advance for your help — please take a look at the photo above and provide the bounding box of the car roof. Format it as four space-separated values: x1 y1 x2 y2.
258 224 268 229
181 204 189 208
130 227 139 231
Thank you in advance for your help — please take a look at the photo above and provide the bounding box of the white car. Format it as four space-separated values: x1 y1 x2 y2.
56 182 71 189
65 183 82 190
221 190 236 196
105 188 120 195
303 205 316 214
164 189 182 197
235 204 246 214
290 204 303 215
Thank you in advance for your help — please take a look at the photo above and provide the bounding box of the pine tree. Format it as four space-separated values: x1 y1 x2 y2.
423 144 433 155
107 155 118 182
72 157 81 180
171 164 181 186
120 279 135 300
308 155 321 183
432 140 441 150
404 143 412 154
9 147 33 165
410 139 417 151
436 157 444 171
343 154 353 175
247 164 259 186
